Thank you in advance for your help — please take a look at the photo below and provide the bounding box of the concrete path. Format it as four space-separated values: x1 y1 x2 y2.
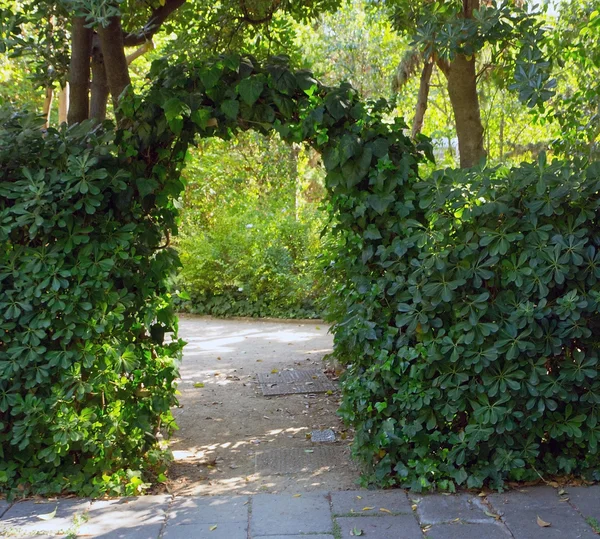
1 485 599 538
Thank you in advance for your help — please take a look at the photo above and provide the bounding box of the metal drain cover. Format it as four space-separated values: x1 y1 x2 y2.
255 447 343 474
257 369 337 396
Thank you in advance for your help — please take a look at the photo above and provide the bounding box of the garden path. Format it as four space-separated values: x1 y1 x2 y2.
166 315 358 495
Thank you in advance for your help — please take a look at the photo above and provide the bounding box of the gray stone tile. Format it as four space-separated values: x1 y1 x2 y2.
0 498 90 536
425 522 512 539
0 501 11 519
253 536 333 539
77 495 170 539
168 495 249 525
336 515 423 539
162 521 247 539
251 492 332 535
565 485 600 522
488 488 597 539
416 494 493 524
331 490 412 516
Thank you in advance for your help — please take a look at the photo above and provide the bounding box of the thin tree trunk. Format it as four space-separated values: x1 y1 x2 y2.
97 17 131 116
58 84 69 124
411 60 433 139
439 53 486 168
90 43 109 121
67 17 92 125
42 87 53 127
499 111 505 160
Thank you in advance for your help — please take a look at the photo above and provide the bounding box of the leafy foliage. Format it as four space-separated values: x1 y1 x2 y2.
332 153 600 490
0 110 183 497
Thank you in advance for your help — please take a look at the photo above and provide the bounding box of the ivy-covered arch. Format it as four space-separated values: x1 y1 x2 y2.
0 55 425 496
5 53 599 497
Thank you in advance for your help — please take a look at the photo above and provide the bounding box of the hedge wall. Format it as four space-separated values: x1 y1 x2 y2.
331 156 600 490
0 110 183 496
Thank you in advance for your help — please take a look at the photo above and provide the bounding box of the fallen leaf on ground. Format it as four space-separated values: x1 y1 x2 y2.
193 382 205 388
356 495 362 499
537 516 551 527
484 511 501 520
362 506 374 511
293 494 302 498
37 507 57 521
271 369 279 374
478 492 487 497
350 527 363 536
209 525 218 531
380 508 391 514
304 449 314 453
558 488 566 495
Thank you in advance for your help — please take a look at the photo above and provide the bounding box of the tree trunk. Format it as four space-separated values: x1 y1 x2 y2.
58 84 69 124
439 54 486 168
90 42 109 121
42 87 53 127
97 17 131 115
411 60 433 139
67 17 92 125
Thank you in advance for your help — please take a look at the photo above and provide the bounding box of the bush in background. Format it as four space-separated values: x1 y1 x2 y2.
176 132 329 319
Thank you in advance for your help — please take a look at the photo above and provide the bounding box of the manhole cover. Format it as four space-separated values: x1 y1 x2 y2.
311 429 336 443
257 369 337 396
255 447 343 474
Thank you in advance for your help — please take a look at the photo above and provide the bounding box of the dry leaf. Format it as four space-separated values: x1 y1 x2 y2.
350 527 363 536
193 382 205 388
537 516 551 527
478 492 487 497
411 504 418 511
558 488 566 496
37 507 57 521
558 497 570 502
356 495 362 499
209 525 218 531
362 506 375 511
484 511 501 520
271 369 279 374
293 494 302 498
379 508 392 514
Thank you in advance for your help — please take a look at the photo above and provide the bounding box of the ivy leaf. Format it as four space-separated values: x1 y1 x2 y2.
238 78 264 106
220 99 240 120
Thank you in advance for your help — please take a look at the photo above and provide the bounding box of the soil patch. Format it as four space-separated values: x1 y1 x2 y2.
167 315 359 495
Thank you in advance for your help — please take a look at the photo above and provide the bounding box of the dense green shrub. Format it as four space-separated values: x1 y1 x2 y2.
177 206 324 318
0 110 183 496
332 155 600 490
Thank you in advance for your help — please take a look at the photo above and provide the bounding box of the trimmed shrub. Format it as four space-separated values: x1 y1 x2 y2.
0 110 183 496
331 155 600 490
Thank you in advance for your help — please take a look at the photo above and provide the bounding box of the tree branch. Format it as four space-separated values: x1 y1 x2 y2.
411 60 434 139
123 0 186 47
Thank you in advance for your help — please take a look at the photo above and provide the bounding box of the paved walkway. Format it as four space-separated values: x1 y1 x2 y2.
1 485 598 538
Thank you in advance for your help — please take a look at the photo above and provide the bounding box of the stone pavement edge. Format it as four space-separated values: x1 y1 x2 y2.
0 485 598 538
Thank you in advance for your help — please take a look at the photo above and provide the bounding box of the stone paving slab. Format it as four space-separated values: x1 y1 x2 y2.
331 490 412 515
0 498 90 536
416 494 493 524
0 501 10 519
424 522 512 538
488 488 598 539
336 515 424 539
163 521 247 539
255 446 343 474
168 495 249 524
77 495 171 539
565 485 600 522
253 536 334 539
251 492 332 535
257 370 336 396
